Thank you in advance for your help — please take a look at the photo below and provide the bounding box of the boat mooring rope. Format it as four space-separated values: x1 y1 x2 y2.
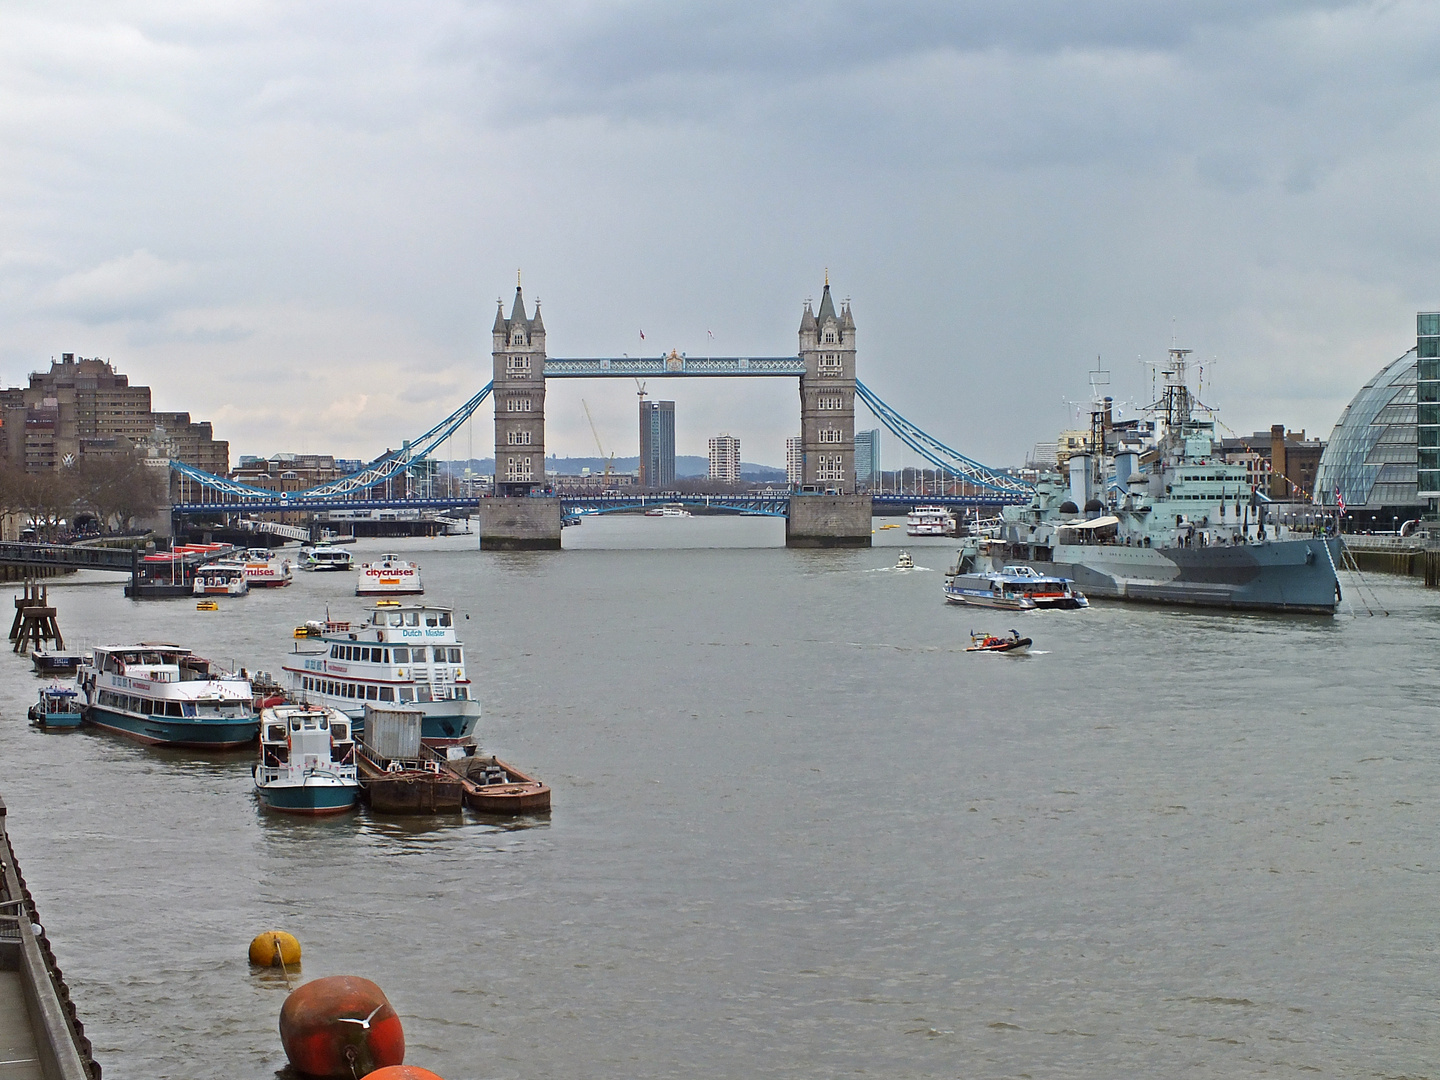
1332 538 1389 617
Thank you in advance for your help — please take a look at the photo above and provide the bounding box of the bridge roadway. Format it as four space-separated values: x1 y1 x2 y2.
172 492 1028 518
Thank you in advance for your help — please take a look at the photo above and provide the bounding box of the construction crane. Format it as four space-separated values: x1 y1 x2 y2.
581 399 615 477
635 377 647 403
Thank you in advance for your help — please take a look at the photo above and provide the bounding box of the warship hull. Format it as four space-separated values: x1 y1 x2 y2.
999 536 1341 614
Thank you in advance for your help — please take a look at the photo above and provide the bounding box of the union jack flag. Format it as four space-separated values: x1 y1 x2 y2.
1334 484 1346 516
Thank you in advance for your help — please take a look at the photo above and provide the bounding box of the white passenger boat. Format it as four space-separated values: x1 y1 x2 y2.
895 550 915 570
239 548 293 588
356 554 423 596
77 644 258 747
300 544 353 572
943 571 1038 610
253 703 360 814
281 602 480 744
193 561 249 596
644 505 692 517
907 506 956 536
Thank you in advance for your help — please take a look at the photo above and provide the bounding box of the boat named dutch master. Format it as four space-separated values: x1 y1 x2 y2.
282 602 480 743
998 349 1342 614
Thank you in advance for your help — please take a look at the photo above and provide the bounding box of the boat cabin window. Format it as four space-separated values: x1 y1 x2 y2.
379 688 394 702
425 614 439 627
387 614 402 627
267 725 285 741
439 613 451 627
393 647 409 663
398 687 414 703
448 647 462 663
404 613 419 627
291 718 302 731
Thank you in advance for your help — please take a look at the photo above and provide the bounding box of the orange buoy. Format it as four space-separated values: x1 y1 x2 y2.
278 976 404 1078
364 1068 446 1080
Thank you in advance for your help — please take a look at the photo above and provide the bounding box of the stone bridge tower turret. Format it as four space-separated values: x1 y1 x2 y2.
797 280 856 492
492 284 547 497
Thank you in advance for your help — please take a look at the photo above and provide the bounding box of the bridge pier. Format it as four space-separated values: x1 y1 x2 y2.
479 497 562 551
785 495 872 548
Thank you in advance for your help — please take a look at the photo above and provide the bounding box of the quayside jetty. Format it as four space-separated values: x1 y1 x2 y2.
0 796 99 1079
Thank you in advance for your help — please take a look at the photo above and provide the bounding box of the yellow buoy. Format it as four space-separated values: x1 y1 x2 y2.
249 930 301 967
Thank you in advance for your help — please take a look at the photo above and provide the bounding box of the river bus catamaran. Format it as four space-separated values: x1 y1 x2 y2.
282 602 480 744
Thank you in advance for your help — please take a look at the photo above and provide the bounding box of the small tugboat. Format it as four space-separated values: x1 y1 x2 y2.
254 703 360 814
444 753 551 814
356 554 423 597
28 684 83 729
355 706 464 814
966 630 1032 654
30 647 83 676
894 550 915 570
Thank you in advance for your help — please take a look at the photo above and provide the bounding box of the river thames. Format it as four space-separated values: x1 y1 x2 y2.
3 517 1437 1078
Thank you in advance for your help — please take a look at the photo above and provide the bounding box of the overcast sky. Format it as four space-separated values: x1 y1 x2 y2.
3 1 1438 470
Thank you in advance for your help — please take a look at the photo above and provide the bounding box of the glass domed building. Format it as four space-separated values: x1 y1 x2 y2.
1314 349 1421 530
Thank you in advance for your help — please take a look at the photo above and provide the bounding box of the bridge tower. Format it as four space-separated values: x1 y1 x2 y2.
481 282 562 549
797 281 856 492
491 284 547 497
787 279 871 547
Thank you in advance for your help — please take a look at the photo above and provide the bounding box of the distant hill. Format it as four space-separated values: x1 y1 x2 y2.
441 456 787 481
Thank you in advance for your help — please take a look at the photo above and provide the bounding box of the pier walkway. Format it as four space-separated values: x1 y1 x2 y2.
0 797 99 1079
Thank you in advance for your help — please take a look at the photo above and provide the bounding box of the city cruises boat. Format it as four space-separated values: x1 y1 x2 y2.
966 631 1032 654
356 555 423 597
281 601 481 744
943 570 1038 610
299 545 353 572
895 550 915 570
28 684 83 729
446 754 551 815
77 644 258 747
193 562 249 596
239 548 293 588
30 647 83 676
253 703 360 815
907 506 956 536
997 348 1343 614
644 505 692 517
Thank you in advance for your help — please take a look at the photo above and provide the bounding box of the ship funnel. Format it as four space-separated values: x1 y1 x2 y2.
1114 450 1138 490
1068 452 1093 511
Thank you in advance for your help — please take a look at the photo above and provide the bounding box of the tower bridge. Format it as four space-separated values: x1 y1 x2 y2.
168 279 1033 548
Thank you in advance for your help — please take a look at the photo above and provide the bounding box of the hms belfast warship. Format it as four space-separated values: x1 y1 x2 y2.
994 349 1343 614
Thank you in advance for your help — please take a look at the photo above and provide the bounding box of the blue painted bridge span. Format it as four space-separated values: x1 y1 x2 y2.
172 493 1028 518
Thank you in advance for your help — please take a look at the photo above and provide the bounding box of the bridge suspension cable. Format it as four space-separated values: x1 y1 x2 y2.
170 382 495 502
854 381 1033 495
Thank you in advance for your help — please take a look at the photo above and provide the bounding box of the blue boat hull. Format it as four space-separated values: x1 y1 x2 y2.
31 711 83 729
256 782 359 815
85 707 258 748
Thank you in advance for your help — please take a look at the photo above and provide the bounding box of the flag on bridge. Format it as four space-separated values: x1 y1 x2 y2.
1334 485 1346 516
639 329 645 340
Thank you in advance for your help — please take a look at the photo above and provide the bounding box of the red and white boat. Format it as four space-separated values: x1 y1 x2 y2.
907 506 956 536
356 555 424 596
240 548 293 588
